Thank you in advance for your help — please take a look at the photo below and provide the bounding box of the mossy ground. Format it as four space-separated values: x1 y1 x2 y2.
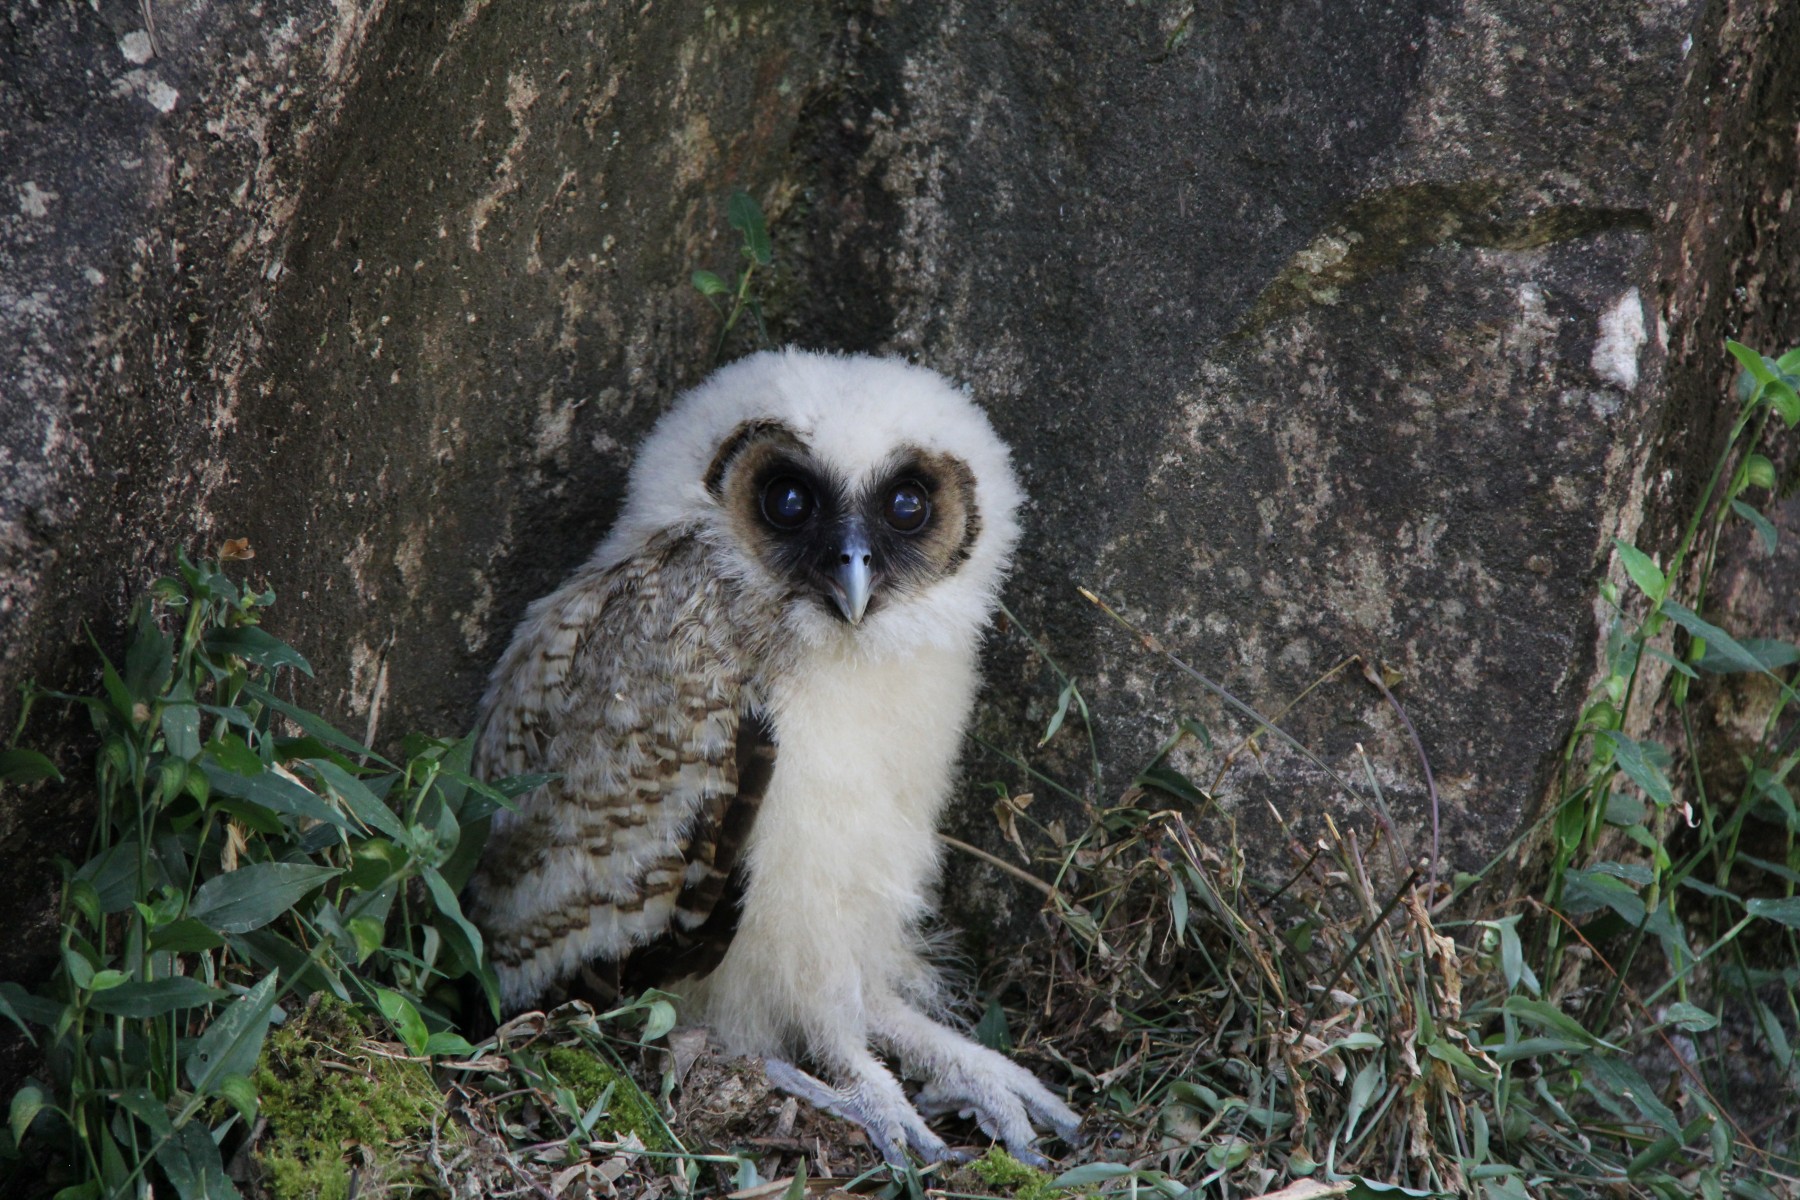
538 1044 674 1152
966 1148 1063 1200
251 997 441 1200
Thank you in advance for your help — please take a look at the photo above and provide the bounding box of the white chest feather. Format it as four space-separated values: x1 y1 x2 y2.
684 640 979 1054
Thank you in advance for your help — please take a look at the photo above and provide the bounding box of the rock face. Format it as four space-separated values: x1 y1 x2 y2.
3 0 1797 972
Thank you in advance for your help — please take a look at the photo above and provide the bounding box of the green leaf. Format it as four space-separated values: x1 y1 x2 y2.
691 268 730 297
974 996 1014 1051
376 987 430 1056
1727 340 1777 384
421 866 486 978
1425 1038 1491 1079
1641 643 1698 679
1484 1036 1592 1062
1732 500 1779 553
1664 602 1794 685
1329 1031 1383 1052
1597 732 1674 807
1583 1052 1680 1134
217 1074 259 1122
115 1087 175 1138
1697 637 1800 675
1039 680 1076 747
1747 897 1800 928
244 684 390 768
306 758 407 839
727 189 772 266
1344 1056 1383 1139
149 918 227 954
200 761 353 834
1502 996 1602 1045
1612 539 1667 603
1660 1002 1719 1032
1563 867 1647 925
423 1031 477 1057
87 976 228 1018
1052 1163 1137 1187
204 626 313 676
0 749 63 785
156 1117 243 1200
1136 764 1207 807
189 861 342 934
9 1083 46 1144
1768 378 1800 426
641 997 677 1042
1604 791 1648 827
185 973 280 1095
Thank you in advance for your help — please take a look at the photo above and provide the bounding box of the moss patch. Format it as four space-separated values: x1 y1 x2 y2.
538 1045 673 1151
968 1148 1063 1200
252 998 441 1200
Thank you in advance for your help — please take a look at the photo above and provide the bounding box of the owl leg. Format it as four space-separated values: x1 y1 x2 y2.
870 998 1082 1169
763 1054 964 1166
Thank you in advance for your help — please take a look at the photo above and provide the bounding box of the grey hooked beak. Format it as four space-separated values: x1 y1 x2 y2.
829 525 874 624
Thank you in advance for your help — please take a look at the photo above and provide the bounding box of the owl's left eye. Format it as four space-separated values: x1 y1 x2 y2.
760 477 815 529
884 482 930 532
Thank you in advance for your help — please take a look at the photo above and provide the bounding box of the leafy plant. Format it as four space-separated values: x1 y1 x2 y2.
0 551 539 1198
691 188 775 358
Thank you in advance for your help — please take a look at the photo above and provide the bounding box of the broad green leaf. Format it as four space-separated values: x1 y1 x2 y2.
691 268 730 297
204 626 313 676
1052 1163 1137 1187
76 839 155 913
189 861 342 934
727 189 772 265
1328 1031 1383 1052
9 1083 46 1144
87 976 228 1018
1747 897 1800 928
641 997 677 1043
1503 996 1601 1045
1664 602 1794 685
156 1117 243 1200
0 982 61 1030
1604 791 1648 827
974 997 1013 1051
1769 378 1800 426
307 758 407 839
244 684 390 767
1583 1052 1680 1134
423 1030 477 1057
1696 636 1800 675
1136 765 1207 807
422 866 486 976
149 918 227 954
1660 1002 1719 1032
1485 1036 1591 1062
1735 500 1778 557
1426 1038 1491 1078
185 973 279 1095
217 1074 259 1122
1597 732 1674 807
115 1087 174 1138
1612 539 1667 602
1344 1056 1383 1139
200 761 352 834
1727 340 1777 384
0 749 63 785
376 987 430 1056
1562 867 1647 925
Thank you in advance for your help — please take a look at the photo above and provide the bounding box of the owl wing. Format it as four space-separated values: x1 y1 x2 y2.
467 530 771 1011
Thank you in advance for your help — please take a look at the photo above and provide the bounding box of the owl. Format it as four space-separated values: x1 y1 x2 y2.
466 349 1080 1165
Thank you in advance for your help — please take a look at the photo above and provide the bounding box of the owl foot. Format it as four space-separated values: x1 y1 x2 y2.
764 1058 969 1167
873 1001 1083 1168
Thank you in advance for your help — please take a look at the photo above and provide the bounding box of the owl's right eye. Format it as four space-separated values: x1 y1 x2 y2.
760 478 815 529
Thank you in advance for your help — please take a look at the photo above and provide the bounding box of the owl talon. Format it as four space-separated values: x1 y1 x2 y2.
764 1059 956 1166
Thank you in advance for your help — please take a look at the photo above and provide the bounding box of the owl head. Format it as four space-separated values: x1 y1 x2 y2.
599 350 1024 657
